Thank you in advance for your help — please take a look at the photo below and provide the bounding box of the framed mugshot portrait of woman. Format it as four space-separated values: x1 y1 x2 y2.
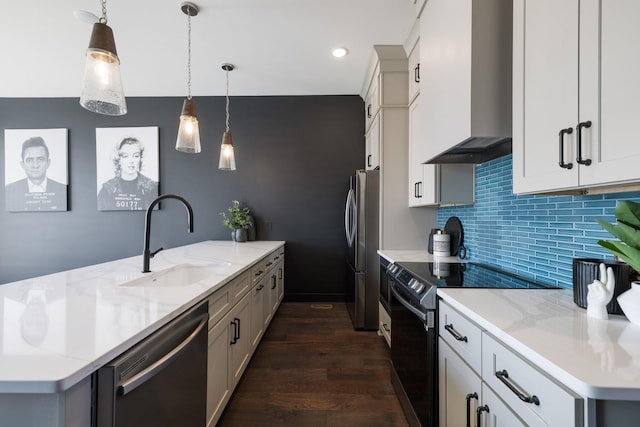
95 127 159 211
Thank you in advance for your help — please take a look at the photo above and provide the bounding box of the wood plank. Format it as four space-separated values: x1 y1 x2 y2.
217 302 408 426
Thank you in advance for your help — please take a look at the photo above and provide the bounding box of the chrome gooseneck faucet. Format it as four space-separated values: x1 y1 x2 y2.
142 194 194 273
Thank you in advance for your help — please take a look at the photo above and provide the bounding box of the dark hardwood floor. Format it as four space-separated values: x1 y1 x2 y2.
217 302 409 427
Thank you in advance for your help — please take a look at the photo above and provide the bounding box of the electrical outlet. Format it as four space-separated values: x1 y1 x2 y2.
265 221 272 230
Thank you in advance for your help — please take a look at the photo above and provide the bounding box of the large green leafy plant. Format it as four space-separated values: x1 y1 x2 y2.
596 200 640 273
220 200 250 230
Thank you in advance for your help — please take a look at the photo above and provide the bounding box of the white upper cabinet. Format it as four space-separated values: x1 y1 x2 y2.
513 0 640 194
407 36 420 103
420 0 512 163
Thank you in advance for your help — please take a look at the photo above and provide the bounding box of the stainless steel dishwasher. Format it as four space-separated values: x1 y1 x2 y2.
95 302 208 427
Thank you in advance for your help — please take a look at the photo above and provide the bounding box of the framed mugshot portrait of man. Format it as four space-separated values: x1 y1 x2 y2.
4 128 69 212
96 126 160 211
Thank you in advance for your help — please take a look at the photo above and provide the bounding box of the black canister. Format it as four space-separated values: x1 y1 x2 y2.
572 258 633 314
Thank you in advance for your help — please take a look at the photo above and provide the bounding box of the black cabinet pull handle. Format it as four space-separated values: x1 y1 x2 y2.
418 181 422 198
382 323 390 332
414 182 419 198
495 369 540 405
576 121 592 165
466 392 478 427
476 405 490 427
235 317 241 341
444 323 468 342
414 63 420 83
367 104 372 118
256 284 264 292
367 154 372 167
278 267 283 280
271 276 277 289
558 127 574 169
230 319 238 345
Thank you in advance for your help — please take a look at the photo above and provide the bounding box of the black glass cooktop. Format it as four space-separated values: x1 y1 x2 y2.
395 261 559 290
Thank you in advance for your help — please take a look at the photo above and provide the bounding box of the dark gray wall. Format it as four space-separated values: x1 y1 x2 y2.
0 96 364 301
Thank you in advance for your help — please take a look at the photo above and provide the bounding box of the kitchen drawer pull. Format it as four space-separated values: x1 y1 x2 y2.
255 270 263 277
466 392 478 427
367 154 372 167
444 323 468 342
414 63 420 83
476 405 490 427
382 323 390 332
256 284 264 292
576 121 592 165
495 369 540 405
558 127 573 169
266 261 273 267
367 104 372 118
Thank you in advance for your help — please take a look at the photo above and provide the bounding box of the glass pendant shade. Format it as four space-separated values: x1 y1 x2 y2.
218 132 236 170
79 22 127 116
176 98 201 153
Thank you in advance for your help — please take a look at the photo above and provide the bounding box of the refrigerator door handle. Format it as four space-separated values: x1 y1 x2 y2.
345 189 356 246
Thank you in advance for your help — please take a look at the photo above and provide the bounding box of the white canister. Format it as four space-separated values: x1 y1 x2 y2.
432 230 451 257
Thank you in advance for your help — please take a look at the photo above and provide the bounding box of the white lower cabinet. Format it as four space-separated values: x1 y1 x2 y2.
378 302 391 347
207 246 285 427
250 275 268 349
439 300 583 427
439 339 483 427
207 308 234 427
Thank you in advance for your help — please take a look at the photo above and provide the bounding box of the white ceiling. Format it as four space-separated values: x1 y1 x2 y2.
0 0 416 98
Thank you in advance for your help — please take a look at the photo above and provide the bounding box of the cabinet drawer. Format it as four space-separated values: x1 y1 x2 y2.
208 286 232 327
378 302 391 348
250 259 266 284
439 301 482 375
482 333 583 427
230 272 251 303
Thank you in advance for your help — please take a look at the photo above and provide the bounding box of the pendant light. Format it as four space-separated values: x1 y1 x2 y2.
219 63 237 170
175 2 202 153
79 0 127 115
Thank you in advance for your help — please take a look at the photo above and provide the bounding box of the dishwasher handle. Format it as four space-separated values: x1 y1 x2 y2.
118 313 208 396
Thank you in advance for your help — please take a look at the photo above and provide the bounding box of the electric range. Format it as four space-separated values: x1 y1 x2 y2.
386 261 558 427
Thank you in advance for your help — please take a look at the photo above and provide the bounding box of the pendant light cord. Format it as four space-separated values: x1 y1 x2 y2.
225 68 230 132
100 0 108 23
187 6 193 100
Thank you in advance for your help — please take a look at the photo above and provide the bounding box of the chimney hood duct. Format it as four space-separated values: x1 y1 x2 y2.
424 136 512 164
420 0 513 165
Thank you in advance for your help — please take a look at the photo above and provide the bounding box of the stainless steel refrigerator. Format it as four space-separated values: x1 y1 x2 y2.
344 169 379 330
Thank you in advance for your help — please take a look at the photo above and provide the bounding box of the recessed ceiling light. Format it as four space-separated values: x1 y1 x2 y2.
331 47 349 58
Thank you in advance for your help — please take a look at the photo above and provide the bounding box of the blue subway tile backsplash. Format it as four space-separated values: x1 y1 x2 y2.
437 155 640 289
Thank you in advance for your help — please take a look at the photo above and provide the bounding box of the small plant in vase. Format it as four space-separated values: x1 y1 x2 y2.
596 200 640 324
220 200 250 242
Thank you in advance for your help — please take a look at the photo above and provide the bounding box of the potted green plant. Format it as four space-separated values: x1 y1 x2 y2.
596 200 640 273
220 200 251 242
596 200 640 324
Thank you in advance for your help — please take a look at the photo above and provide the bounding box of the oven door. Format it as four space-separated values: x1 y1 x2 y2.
389 280 437 427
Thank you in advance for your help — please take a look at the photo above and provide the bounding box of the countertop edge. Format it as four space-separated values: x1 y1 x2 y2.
437 288 640 401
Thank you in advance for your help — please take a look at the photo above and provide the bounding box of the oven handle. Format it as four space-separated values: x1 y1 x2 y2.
390 283 428 323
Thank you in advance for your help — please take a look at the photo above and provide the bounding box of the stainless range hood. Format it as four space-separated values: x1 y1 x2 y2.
425 136 512 164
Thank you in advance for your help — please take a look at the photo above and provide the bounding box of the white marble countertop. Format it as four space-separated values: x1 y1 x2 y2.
0 240 284 394
438 288 640 401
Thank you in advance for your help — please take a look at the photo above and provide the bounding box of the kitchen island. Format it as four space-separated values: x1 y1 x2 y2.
0 240 284 426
